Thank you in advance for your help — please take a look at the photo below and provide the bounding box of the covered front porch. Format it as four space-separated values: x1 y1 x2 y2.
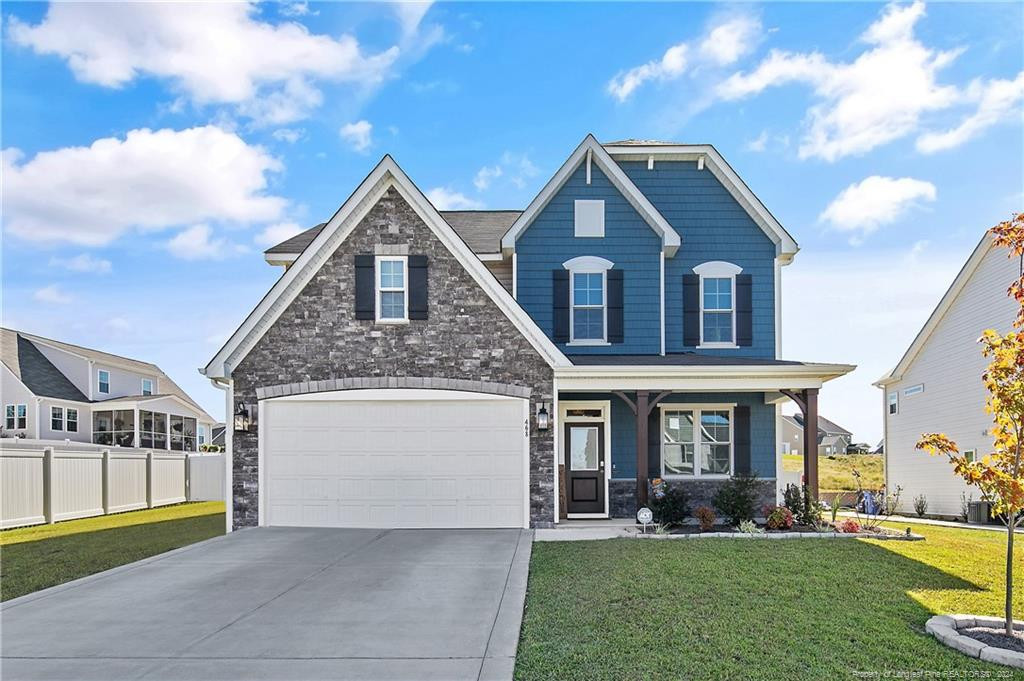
551 358 854 522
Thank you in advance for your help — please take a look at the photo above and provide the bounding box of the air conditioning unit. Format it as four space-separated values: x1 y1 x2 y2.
967 501 990 525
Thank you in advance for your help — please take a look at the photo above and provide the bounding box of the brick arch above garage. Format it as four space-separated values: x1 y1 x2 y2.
255 376 532 400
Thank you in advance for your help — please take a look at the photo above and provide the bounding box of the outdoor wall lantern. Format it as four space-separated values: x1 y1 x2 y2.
234 403 252 432
536 403 550 431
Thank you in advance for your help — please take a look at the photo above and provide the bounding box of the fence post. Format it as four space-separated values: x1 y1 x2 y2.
101 449 110 514
146 450 154 509
185 454 192 502
43 447 55 524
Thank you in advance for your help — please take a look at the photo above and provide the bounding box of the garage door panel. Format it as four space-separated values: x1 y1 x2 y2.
264 394 527 529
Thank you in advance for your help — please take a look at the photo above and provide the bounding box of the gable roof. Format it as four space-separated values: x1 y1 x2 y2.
602 142 799 264
1 327 214 421
500 135 680 256
204 156 572 379
875 233 997 386
783 413 852 437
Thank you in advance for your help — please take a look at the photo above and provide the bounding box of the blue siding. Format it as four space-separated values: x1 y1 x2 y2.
516 163 662 354
561 392 777 480
617 160 777 358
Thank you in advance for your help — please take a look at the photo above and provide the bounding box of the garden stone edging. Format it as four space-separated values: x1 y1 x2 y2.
635 530 924 540
925 614 1024 669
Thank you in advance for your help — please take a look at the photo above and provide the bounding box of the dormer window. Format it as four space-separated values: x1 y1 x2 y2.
692 262 743 349
574 200 605 238
142 378 154 396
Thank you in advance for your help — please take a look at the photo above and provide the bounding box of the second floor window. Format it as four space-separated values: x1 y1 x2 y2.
5 405 26 430
702 277 734 344
376 256 407 322
571 272 605 342
51 406 64 431
142 378 154 396
66 408 78 433
98 370 110 394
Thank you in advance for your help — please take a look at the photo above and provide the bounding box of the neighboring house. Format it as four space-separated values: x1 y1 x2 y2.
211 424 226 449
872 439 884 455
876 233 1016 517
780 413 853 456
1 329 216 451
203 135 853 531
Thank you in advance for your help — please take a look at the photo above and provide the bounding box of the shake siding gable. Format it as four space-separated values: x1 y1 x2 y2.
516 163 662 354
616 160 777 357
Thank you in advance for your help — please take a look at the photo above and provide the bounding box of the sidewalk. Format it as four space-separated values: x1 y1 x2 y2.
838 511 1023 533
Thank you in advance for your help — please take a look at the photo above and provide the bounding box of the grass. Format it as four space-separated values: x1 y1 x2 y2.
783 452 884 492
515 523 1024 680
1 502 225 601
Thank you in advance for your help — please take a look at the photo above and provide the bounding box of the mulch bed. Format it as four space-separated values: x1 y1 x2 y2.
961 627 1024 654
645 523 907 537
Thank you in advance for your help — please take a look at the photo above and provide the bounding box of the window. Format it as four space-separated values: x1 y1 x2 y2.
574 199 605 238
98 370 110 394
888 392 898 415
375 256 407 322
92 410 134 446
51 406 64 431
693 261 742 347
571 272 606 342
169 415 197 451
142 378 154 396
198 425 207 446
5 405 14 430
66 408 78 433
140 410 167 449
662 406 733 478
903 384 924 397
16 404 26 429
964 449 977 463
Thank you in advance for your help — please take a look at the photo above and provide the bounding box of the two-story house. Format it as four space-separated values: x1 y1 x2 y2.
203 136 853 530
781 414 853 456
2 328 216 451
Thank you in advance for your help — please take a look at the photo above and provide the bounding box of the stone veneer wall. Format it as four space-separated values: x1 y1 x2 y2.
609 478 777 519
230 186 555 529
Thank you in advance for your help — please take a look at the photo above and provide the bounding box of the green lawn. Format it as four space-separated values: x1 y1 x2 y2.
515 523 1024 680
1 502 225 601
783 452 884 492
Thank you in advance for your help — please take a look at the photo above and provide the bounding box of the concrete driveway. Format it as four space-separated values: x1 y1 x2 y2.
1 527 532 681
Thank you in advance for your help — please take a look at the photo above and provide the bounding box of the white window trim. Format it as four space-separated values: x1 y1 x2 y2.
51 406 65 432
98 369 110 394
964 449 977 463
66 407 79 433
5 404 25 430
374 255 409 324
887 391 899 415
903 384 924 397
142 378 154 396
693 262 742 349
659 403 736 480
574 199 605 238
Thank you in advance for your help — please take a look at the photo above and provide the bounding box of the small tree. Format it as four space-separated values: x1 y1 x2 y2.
917 213 1024 637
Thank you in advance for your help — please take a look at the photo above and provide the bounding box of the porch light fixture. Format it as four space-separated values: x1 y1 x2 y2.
233 404 250 433
536 404 550 431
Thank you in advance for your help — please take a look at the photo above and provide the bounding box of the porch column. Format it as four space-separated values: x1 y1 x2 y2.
803 388 819 500
636 391 649 507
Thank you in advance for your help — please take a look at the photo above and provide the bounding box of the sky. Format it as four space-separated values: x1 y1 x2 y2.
2 1 1022 444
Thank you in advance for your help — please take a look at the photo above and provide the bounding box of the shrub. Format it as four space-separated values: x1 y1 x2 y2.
799 484 823 525
783 483 804 518
713 474 761 525
737 519 763 534
764 505 794 530
694 506 716 531
837 518 861 534
649 479 690 526
913 494 928 517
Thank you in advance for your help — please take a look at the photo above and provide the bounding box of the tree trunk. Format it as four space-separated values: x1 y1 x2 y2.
1008 522 1016 637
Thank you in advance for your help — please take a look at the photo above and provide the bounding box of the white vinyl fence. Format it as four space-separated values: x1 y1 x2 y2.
0 440 224 529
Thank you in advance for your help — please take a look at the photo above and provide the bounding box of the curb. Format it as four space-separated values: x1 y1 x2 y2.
925 614 1024 669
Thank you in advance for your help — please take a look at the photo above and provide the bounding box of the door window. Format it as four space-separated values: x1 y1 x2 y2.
569 426 599 470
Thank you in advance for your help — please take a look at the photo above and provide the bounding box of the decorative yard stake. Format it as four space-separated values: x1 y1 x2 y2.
917 213 1024 638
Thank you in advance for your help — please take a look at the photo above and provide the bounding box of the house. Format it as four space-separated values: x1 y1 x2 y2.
2 329 216 451
780 413 853 456
875 232 1016 517
203 135 853 530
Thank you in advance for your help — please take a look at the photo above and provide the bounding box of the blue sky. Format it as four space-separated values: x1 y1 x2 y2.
3 1 1022 442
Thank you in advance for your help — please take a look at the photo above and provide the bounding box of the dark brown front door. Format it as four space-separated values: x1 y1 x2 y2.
564 423 605 514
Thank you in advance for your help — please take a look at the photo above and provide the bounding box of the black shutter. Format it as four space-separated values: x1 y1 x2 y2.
607 269 624 344
736 274 753 347
408 255 428 320
354 255 375 320
733 405 752 475
553 270 570 343
683 274 700 347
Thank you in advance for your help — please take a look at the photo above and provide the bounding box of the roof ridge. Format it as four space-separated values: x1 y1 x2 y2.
4 327 160 369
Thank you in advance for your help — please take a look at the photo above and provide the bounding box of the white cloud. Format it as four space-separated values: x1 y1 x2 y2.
698 14 761 66
394 2 433 39
426 187 484 210
165 224 247 261
272 128 304 144
254 221 305 247
33 284 72 304
501 151 540 189
916 71 1024 153
745 130 769 152
48 253 112 274
716 1 965 161
8 2 400 125
279 1 317 17
340 120 373 152
473 165 502 191
2 126 285 246
607 13 762 102
819 175 937 240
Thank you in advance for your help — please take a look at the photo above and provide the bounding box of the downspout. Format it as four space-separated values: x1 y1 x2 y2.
207 375 233 533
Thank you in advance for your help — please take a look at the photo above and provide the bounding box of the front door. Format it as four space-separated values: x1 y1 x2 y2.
564 423 605 514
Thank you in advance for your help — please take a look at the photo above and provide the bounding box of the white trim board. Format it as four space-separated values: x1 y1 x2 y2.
203 155 571 378
500 135 680 257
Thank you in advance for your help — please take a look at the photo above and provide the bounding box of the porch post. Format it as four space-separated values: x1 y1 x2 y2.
636 390 649 507
802 388 819 500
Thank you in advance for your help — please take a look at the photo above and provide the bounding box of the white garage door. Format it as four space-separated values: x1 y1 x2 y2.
262 389 528 529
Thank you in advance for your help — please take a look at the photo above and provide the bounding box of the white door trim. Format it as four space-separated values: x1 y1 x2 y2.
560 400 612 519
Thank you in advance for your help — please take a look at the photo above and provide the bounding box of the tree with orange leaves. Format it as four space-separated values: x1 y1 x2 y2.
917 212 1024 637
